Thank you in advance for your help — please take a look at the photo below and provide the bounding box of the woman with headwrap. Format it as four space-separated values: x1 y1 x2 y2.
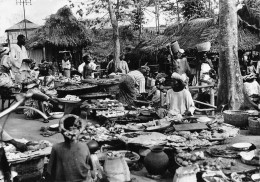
117 65 150 105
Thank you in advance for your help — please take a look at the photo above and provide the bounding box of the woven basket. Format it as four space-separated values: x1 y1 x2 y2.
54 81 64 88
223 110 249 127
196 42 211 52
10 156 45 181
248 117 260 135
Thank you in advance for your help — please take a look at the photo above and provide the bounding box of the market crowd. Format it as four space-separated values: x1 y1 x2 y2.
0 34 259 182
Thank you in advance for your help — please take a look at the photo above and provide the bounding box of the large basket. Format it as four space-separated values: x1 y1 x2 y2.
223 110 249 127
196 41 211 52
10 156 45 181
248 117 260 135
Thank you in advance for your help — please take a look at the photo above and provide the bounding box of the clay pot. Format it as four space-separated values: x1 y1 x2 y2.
87 140 99 154
196 41 211 52
144 146 169 175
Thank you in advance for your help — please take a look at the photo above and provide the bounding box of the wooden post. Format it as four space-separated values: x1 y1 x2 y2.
210 87 215 115
43 46 46 60
160 92 164 107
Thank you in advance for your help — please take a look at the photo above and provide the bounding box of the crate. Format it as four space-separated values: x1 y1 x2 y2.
10 156 45 181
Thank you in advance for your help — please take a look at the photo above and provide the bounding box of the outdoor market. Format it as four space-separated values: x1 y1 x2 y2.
1 0 260 182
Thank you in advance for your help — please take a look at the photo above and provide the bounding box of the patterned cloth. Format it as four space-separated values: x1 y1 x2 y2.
117 75 137 105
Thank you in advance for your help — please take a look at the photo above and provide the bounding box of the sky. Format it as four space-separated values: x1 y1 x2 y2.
0 0 167 42
0 0 68 39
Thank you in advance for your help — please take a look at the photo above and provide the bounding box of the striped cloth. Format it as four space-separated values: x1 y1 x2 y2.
127 70 146 93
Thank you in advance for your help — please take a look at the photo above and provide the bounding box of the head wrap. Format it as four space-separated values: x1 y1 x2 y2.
171 72 185 82
178 49 185 54
141 65 150 72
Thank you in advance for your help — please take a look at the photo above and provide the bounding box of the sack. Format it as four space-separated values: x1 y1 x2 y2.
0 73 13 87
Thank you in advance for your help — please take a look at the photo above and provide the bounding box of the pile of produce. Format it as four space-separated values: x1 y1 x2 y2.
79 122 123 142
59 95 81 101
3 140 52 161
176 151 206 167
81 99 124 110
57 82 96 91
82 78 120 85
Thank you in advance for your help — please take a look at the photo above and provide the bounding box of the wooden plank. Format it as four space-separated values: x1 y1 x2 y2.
173 123 208 131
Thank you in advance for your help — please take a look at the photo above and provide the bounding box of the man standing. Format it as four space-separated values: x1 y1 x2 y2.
10 34 28 75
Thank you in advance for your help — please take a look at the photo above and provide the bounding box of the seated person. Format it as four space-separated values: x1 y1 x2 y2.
243 74 260 103
166 72 195 116
0 125 27 152
147 80 164 107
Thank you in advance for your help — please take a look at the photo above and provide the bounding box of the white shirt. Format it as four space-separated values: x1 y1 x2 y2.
10 44 28 69
62 60 71 70
244 80 260 97
166 89 195 115
128 70 146 93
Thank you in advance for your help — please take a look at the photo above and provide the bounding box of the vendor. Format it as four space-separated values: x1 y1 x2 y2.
10 34 28 76
62 54 71 78
106 54 115 74
117 54 129 74
117 65 150 105
0 48 15 87
0 125 27 152
243 74 260 104
81 54 95 79
166 72 195 116
147 80 163 107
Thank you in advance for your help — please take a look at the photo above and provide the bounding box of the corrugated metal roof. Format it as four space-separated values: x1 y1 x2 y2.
5 19 39 32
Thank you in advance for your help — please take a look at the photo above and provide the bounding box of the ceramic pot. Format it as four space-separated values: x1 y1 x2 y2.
144 146 169 175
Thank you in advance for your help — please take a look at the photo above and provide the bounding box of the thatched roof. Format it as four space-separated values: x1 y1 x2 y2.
5 19 39 32
27 6 90 48
138 15 260 53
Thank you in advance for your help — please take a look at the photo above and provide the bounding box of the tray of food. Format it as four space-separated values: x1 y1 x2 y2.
207 146 241 158
58 95 81 103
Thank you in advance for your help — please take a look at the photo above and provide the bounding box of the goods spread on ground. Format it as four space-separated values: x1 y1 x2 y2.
81 98 124 110
57 82 96 91
123 119 171 132
165 122 239 150
3 139 52 162
96 110 128 118
82 78 120 85
59 95 81 102
79 122 124 142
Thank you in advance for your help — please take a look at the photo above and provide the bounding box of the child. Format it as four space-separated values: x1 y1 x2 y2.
47 114 93 182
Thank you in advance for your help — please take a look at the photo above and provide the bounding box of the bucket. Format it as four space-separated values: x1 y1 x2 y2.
223 110 249 127
248 117 260 135
196 42 211 52
171 41 180 53
104 155 130 182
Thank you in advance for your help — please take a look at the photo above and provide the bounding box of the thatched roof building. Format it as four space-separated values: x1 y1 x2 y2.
137 5 260 54
27 6 90 49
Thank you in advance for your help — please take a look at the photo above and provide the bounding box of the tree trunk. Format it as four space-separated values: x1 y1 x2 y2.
107 0 120 72
217 0 244 110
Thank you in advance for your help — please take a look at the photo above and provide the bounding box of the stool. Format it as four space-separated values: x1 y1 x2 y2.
1 94 16 111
